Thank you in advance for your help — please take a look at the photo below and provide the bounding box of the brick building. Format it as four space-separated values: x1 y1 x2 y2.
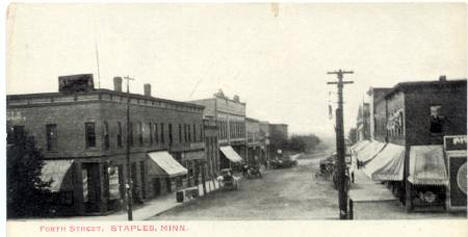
203 116 220 179
356 76 467 211
246 117 264 165
190 90 246 170
7 74 207 216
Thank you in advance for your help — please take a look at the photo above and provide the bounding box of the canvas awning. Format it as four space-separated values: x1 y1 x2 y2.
363 143 405 181
350 140 370 152
220 146 243 163
408 145 448 186
147 151 188 178
40 160 74 192
355 141 386 163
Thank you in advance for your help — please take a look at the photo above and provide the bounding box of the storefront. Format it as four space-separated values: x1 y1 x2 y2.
147 151 188 197
363 143 405 181
219 145 243 169
40 159 76 216
407 145 448 209
354 140 386 168
444 135 467 211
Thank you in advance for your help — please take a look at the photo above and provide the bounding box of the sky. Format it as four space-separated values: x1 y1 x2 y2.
6 3 467 138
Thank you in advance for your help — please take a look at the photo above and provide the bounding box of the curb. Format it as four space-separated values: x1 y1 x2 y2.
146 185 222 219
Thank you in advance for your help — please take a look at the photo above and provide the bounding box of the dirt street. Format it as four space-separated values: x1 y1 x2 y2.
150 155 339 220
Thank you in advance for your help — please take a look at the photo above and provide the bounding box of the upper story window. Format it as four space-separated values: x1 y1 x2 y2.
85 122 96 148
169 123 173 145
117 122 123 148
199 124 203 141
129 122 134 147
46 124 57 151
193 123 196 142
160 123 165 144
12 125 25 144
154 123 159 144
188 124 191 142
179 124 182 143
149 122 153 145
430 105 444 134
184 124 188 143
137 122 143 146
103 121 110 150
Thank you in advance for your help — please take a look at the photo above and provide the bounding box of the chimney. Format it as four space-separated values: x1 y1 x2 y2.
113 77 123 92
439 75 447 82
233 95 240 102
144 83 151 97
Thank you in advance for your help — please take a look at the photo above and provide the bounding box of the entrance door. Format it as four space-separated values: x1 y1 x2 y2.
166 178 172 193
153 178 161 197
82 163 100 213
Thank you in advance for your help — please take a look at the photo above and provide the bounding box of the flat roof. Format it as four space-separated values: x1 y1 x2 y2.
7 88 205 110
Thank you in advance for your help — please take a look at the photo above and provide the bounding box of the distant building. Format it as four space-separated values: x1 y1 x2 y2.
190 90 246 170
367 87 392 141
355 103 370 141
7 74 207 216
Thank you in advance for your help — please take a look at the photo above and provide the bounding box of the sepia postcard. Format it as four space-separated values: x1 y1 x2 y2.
4 2 468 237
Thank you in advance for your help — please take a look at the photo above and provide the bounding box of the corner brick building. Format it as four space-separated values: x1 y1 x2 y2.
7 74 207 216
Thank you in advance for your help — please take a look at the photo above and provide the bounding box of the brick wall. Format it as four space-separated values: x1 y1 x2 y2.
404 85 467 146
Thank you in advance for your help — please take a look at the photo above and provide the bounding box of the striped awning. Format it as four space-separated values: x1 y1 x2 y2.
147 151 188 178
355 141 386 163
408 145 448 185
363 143 405 181
220 146 243 163
40 160 74 192
350 140 370 152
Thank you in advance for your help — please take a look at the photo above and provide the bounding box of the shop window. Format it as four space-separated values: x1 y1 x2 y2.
103 121 110 150
430 105 443 134
176 177 183 188
46 124 58 151
117 122 123 148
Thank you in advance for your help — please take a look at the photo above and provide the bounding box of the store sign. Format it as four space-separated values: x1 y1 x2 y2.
448 156 467 208
444 135 467 151
108 166 121 200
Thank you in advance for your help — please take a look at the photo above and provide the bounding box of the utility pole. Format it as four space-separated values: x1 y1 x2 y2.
123 75 135 221
327 69 354 220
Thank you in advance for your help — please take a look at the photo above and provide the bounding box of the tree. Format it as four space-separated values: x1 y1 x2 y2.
7 134 51 218
287 134 322 153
